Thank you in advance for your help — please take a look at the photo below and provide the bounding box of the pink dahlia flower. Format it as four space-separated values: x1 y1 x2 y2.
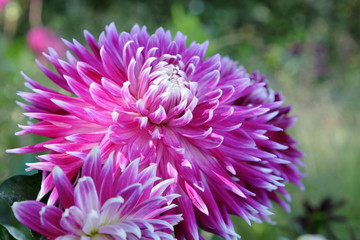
9 23 304 239
27 27 66 60
0 0 10 12
12 146 182 240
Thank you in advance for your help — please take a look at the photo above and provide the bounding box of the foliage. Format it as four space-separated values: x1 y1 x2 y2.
0 224 16 240
0 173 41 240
294 197 346 239
0 172 41 205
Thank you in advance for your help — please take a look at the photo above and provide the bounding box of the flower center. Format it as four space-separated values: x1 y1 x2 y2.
112 55 199 142
165 64 182 84
149 62 187 109
137 57 198 129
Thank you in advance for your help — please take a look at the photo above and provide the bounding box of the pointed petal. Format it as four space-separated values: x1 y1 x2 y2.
53 166 75 208
74 177 100 214
12 201 61 238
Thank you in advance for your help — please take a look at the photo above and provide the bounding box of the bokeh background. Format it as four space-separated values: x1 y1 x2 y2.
0 0 359 239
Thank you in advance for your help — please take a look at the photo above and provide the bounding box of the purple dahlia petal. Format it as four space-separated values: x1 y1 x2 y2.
114 158 139 189
89 82 117 110
56 235 79 240
184 181 209 215
50 99 92 122
39 205 66 236
12 201 60 238
22 72 57 94
98 223 127 239
176 188 200 240
150 178 175 197
36 59 73 93
64 75 95 105
137 164 158 186
99 196 124 224
116 184 142 214
81 210 101 235
59 206 84 234
96 152 114 205
74 177 100 214
129 196 169 218
37 172 55 200
16 91 60 114
84 30 101 59
53 166 75 208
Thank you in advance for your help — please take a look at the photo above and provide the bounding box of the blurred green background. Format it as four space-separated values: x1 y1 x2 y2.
0 0 359 239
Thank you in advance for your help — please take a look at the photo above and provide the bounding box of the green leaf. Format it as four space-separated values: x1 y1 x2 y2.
0 224 16 240
0 172 42 205
2 224 30 240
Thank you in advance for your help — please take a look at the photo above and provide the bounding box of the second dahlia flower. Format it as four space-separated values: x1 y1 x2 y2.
12 146 182 239
0 0 10 12
9 23 304 239
27 27 66 60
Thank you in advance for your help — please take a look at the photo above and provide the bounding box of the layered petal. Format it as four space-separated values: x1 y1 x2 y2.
12 147 181 240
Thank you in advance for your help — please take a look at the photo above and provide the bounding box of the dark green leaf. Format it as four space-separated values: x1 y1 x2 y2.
0 172 42 205
0 224 16 240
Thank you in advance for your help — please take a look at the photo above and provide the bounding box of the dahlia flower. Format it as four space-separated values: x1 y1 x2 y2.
0 0 10 12
12 146 182 240
8 23 304 239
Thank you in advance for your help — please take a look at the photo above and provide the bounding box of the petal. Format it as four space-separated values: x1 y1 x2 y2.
81 146 101 179
100 47 126 83
167 109 193 127
98 223 126 240
60 206 84 234
184 181 208 215
148 105 167 124
82 210 100 235
84 29 101 58
128 196 168 218
56 235 79 240
39 205 66 236
36 60 73 93
158 214 183 227
96 152 114 205
89 82 117 110
150 179 175 198
115 159 139 191
12 201 61 238
146 219 174 231
53 166 75 208
117 184 142 215
100 196 124 224
85 108 112 126
175 189 200 240
74 177 100 214
114 221 141 238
